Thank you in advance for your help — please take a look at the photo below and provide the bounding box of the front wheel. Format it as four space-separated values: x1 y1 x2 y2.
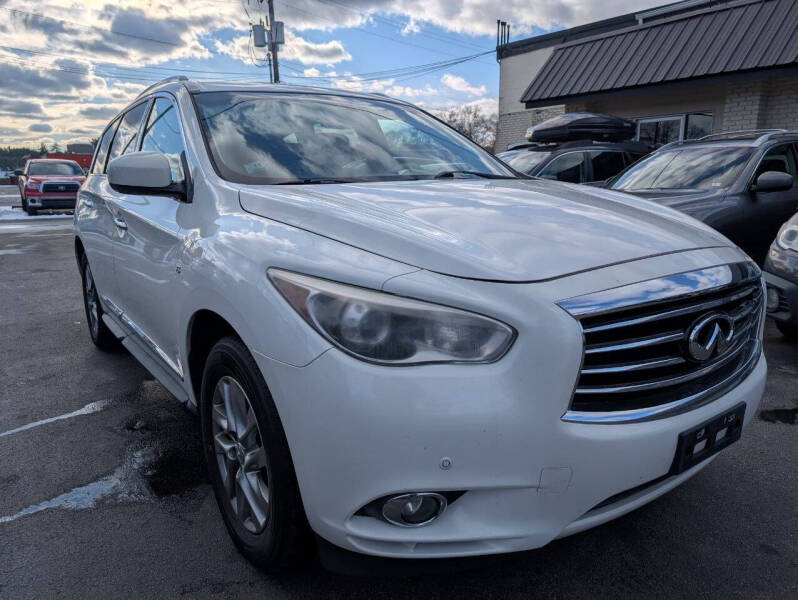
200 337 311 571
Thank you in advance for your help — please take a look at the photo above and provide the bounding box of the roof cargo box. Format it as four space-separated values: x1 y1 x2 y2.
526 113 636 143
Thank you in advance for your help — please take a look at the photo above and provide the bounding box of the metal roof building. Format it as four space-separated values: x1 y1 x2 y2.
496 0 798 151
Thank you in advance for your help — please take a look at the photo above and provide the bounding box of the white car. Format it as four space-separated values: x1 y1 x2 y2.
74 77 767 571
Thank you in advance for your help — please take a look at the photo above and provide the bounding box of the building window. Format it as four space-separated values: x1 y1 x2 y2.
685 113 713 140
637 116 683 146
636 113 713 146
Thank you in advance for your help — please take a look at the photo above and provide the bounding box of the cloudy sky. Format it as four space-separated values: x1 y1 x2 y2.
0 0 663 147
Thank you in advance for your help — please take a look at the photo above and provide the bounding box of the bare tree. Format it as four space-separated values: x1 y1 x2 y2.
38 142 48 155
438 104 498 152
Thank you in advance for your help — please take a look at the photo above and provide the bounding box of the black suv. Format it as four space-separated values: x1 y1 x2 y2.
497 140 651 185
764 211 798 339
609 130 798 265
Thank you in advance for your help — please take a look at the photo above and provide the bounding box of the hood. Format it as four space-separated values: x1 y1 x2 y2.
239 179 732 282
28 174 85 182
620 189 729 222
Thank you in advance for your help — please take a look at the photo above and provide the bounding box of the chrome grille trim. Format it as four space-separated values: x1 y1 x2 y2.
557 262 764 424
585 331 683 354
562 342 760 423
575 335 751 394
581 286 756 334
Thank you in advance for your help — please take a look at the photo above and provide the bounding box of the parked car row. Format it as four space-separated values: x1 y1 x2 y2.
501 121 798 341
73 79 776 571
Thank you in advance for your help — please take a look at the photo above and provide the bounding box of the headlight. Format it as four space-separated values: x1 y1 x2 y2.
25 180 39 189
777 224 798 252
268 269 516 365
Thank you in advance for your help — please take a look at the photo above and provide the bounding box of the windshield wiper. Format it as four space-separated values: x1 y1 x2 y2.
274 177 357 185
433 170 516 180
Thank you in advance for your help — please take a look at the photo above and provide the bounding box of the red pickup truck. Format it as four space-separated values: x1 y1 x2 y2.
18 158 86 216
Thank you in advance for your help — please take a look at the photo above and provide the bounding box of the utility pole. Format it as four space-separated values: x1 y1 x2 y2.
267 0 280 83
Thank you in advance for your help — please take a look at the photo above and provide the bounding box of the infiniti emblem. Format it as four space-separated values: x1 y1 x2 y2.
686 312 734 362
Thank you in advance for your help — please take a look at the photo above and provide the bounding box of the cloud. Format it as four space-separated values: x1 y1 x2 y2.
281 31 352 65
79 106 121 120
28 123 53 133
276 0 666 37
441 73 486 96
0 98 45 116
216 30 351 67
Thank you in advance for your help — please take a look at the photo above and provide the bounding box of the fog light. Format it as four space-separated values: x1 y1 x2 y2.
766 287 780 312
381 492 447 527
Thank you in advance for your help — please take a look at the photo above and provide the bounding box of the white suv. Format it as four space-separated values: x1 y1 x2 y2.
74 77 767 571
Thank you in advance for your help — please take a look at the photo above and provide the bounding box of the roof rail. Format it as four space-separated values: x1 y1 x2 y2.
754 130 798 145
697 129 785 142
136 75 190 98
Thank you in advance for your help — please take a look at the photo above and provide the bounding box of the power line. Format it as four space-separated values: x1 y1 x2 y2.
0 42 489 87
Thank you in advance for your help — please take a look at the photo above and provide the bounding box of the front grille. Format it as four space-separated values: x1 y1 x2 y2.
559 263 762 421
41 182 79 193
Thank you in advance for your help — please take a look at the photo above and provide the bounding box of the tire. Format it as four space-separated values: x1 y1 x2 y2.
775 320 798 340
200 337 311 571
25 205 37 216
80 254 121 351
20 191 27 211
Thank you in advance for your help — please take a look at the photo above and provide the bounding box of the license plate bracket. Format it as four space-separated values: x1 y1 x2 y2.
669 402 746 475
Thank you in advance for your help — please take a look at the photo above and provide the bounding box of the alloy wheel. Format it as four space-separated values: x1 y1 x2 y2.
84 264 99 338
212 376 271 534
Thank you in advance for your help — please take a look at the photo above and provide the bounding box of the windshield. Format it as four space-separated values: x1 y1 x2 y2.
28 161 82 176
612 147 751 191
193 92 515 184
503 150 552 175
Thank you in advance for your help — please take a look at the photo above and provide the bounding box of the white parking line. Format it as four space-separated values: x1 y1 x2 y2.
0 447 156 524
0 475 120 524
0 399 114 438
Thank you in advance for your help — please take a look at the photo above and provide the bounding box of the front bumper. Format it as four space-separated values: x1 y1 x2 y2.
254 247 767 559
764 271 798 326
256 346 765 559
26 190 78 210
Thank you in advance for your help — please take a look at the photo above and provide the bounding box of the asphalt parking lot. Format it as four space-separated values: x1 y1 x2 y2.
0 187 796 599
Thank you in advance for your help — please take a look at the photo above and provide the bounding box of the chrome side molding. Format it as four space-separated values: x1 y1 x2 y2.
101 294 184 379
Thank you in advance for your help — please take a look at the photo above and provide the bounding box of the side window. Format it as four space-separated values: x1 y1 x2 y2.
756 144 798 179
588 151 626 181
91 119 119 174
539 152 586 183
106 102 149 167
140 97 186 181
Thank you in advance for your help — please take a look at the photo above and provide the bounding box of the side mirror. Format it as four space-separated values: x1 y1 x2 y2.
753 171 793 193
108 152 186 200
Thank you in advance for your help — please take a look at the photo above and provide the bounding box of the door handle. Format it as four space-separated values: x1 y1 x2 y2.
113 214 128 230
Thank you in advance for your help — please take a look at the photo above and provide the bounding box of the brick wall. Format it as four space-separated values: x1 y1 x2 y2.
495 106 563 152
722 76 798 131
761 76 798 129
722 80 768 131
